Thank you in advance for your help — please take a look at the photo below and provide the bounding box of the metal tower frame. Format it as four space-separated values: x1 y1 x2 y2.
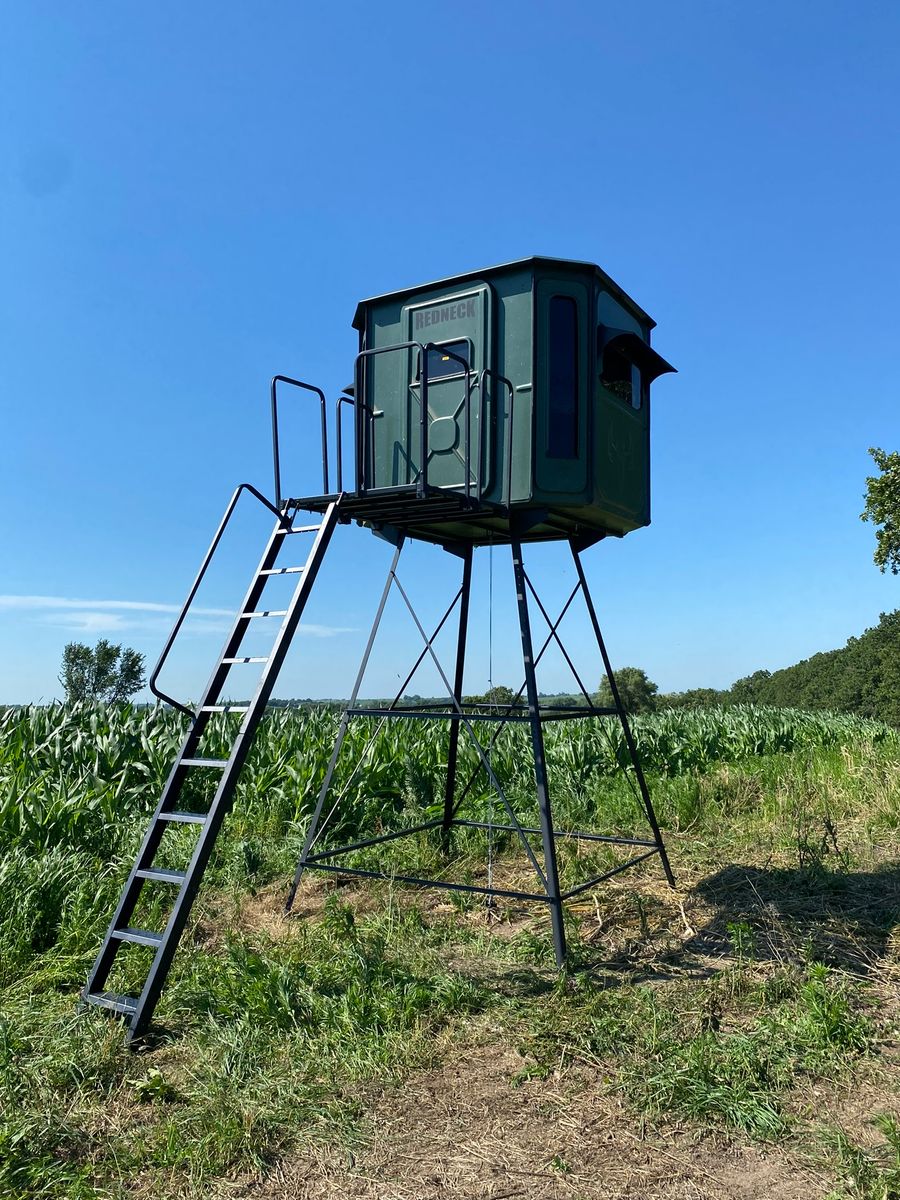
83 355 676 1043
287 522 674 965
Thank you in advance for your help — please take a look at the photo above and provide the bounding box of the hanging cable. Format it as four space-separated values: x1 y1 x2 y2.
486 535 495 908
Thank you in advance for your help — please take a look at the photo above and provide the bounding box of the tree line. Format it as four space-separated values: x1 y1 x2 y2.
657 608 900 725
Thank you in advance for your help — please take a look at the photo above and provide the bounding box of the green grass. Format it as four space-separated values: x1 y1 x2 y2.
824 1115 900 1199
519 960 874 1140
0 702 898 1196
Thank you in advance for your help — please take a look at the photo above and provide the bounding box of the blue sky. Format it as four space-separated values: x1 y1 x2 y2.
2 1 898 705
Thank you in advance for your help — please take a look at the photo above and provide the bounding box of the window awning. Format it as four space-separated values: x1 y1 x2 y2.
598 327 676 383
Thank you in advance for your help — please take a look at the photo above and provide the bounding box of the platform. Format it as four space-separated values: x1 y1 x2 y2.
287 485 613 549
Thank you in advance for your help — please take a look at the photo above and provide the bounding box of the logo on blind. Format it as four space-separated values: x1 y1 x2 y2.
414 298 477 330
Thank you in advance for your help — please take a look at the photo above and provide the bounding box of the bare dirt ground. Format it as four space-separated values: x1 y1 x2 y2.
234 1042 828 1200
219 855 900 1200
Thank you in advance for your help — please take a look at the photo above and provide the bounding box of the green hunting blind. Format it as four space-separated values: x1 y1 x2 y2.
348 257 674 544
83 257 677 1044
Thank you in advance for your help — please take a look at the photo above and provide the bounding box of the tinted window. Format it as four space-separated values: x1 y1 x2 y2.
547 296 578 458
420 340 470 381
601 345 642 409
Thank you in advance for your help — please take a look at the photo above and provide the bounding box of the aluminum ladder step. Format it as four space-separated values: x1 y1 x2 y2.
82 497 343 1045
112 927 163 948
136 867 187 884
83 992 138 1016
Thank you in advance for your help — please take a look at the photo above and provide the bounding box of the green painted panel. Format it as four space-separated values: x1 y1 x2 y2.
491 270 533 506
351 257 671 542
401 282 492 492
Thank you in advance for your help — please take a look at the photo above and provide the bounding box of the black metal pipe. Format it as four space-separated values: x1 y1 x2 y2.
270 375 329 505
306 819 444 861
149 483 288 717
443 546 473 835
452 821 657 848
448 583 583 821
561 848 661 901
335 394 355 493
389 570 549 891
299 861 551 904
479 370 515 508
286 538 406 909
570 544 676 889
423 342 473 499
353 342 427 495
343 707 609 723
523 570 596 707
511 535 566 966
419 348 428 498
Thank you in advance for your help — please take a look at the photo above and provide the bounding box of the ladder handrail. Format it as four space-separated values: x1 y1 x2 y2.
479 369 515 506
354 341 428 497
270 375 329 508
149 483 290 717
423 342 474 500
334 393 357 494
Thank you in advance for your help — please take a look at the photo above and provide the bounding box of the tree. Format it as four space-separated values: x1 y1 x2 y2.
730 669 772 704
59 639 146 703
862 447 900 574
464 684 521 707
597 667 658 714
658 687 727 710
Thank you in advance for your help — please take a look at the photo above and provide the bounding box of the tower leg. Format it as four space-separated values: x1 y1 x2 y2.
511 536 567 967
442 545 473 838
570 543 676 888
286 538 405 909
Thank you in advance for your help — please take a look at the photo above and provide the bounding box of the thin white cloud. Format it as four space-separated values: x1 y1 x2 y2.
295 623 356 638
0 595 355 638
44 611 130 633
0 595 232 616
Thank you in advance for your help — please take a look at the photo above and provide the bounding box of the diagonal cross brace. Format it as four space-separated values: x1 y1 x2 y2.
303 581 466 859
389 570 549 892
448 581 583 821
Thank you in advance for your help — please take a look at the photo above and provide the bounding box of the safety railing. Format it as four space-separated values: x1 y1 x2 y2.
269 348 508 506
270 375 328 510
149 483 289 717
353 340 479 500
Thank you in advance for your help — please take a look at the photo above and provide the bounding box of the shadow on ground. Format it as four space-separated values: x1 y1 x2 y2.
689 860 900 975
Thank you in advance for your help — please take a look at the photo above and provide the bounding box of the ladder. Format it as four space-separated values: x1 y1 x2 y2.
81 497 342 1043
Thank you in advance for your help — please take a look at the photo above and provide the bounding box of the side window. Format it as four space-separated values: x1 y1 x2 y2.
417 339 471 381
547 295 578 458
601 343 642 409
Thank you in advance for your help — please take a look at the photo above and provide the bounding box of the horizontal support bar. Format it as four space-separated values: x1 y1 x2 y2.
345 706 614 723
298 860 551 903
305 818 444 862
561 848 661 900
452 821 657 848
83 991 138 1016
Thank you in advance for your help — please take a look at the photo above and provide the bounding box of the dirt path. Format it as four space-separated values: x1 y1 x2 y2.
235 1044 828 1200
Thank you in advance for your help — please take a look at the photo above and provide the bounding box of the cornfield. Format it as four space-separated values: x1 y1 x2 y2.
1 701 896 855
